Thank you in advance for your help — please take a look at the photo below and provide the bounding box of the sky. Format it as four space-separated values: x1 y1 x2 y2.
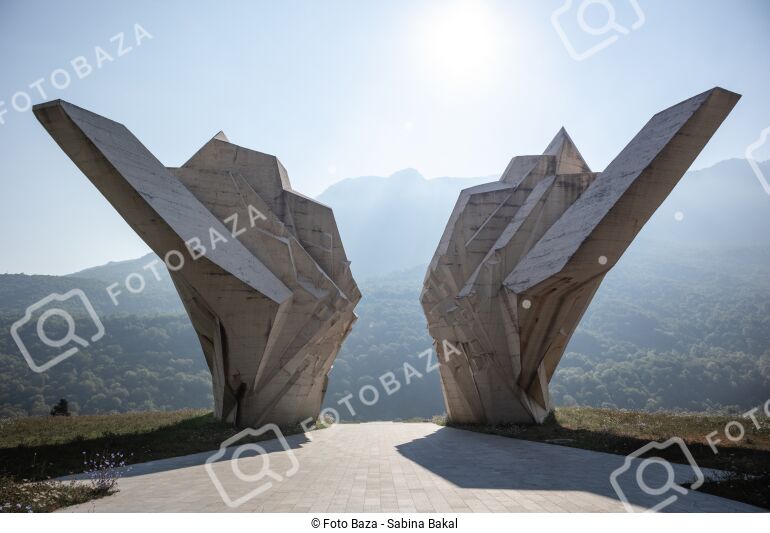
1 0 769 275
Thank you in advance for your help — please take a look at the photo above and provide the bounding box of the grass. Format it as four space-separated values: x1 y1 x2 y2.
0 477 112 513
0 409 216 448
450 406 770 510
0 409 318 512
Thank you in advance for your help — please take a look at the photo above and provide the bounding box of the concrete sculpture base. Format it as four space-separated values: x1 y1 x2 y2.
421 87 740 424
35 100 360 428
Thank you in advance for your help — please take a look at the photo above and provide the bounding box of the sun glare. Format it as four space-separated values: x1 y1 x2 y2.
415 0 503 85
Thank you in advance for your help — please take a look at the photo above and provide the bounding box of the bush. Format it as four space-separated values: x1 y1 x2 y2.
50 399 70 417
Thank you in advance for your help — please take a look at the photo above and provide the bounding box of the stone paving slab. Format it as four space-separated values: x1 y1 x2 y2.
60 422 762 513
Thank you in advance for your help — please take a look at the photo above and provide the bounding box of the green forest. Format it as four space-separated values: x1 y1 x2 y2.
1 242 768 420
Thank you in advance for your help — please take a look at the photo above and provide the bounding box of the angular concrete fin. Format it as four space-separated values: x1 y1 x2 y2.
33 99 292 304
177 131 232 169
500 155 554 187
181 135 291 194
35 99 360 430
506 87 741 294
421 87 740 425
543 127 591 174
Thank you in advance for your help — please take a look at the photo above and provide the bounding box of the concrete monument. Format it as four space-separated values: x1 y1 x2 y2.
34 100 360 428
421 87 740 424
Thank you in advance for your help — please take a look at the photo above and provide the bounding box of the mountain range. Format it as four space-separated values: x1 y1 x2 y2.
319 158 770 280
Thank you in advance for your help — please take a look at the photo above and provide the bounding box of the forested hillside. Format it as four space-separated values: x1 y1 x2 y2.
0 314 209 417
1 242 768 419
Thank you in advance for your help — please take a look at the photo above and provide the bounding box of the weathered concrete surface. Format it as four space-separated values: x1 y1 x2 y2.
34 101 360 428
421 88 740 424
59 423 761 512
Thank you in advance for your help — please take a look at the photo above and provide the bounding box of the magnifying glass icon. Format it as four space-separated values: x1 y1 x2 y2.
578 0 630 36
36 308 89 348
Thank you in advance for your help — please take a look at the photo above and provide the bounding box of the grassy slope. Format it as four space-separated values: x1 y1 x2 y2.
0 409 313 480
450 406 770 509
0 409 314 512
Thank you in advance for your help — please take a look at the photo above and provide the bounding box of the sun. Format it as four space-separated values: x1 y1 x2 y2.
414 0 503 85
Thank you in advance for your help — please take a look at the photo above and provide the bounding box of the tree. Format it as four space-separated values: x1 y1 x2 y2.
50 398 71 417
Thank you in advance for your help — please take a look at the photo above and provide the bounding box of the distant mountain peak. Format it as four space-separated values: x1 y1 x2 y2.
388 168 425 181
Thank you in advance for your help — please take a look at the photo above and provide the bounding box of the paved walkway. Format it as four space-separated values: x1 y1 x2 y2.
61 422 761 512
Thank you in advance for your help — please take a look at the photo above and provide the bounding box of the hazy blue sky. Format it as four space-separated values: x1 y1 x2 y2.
1 0 769 274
